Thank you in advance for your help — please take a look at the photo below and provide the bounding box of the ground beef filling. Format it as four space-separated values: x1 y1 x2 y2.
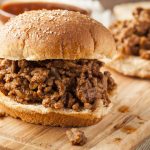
110 7 150 60
0 59 116 111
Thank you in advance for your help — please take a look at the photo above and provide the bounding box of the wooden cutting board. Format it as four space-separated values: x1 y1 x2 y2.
0 68 150 150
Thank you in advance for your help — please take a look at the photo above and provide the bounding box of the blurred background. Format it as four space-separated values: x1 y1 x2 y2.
0 0 149 150
0 0 150 25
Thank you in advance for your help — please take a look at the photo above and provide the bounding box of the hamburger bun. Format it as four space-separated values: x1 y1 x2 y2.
0 10 116 61
0 10 116 127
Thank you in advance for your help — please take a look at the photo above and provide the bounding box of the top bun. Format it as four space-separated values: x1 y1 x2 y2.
0 10 116 60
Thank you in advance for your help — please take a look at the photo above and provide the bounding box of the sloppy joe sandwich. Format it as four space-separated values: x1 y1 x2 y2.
0 10 116 127
108 8 150 78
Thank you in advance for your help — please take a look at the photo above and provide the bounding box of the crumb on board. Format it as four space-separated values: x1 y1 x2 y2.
66 128 87 146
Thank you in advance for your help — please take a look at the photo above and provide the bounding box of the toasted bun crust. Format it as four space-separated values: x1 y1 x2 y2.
0 10 116 60
105 54 150 79
0 92 113 127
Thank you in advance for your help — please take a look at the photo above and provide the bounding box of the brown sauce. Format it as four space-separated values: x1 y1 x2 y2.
118 105 129 113
138 121 144 124
136 115 144 120
121 125 136 134
0 110 6 118
1 2 89 16
113 138 122 143
136 115 145 124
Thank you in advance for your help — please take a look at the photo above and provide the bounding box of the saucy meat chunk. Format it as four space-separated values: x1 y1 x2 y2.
66 128 87 146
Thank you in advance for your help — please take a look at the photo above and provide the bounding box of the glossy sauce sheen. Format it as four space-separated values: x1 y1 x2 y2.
118 105 129 113
1 2 89 15
121 125 137 134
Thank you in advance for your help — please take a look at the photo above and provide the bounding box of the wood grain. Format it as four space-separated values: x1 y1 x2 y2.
0 68 150 150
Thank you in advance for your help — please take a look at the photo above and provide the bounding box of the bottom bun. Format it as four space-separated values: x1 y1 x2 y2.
105 55 150 79
0 92 113 127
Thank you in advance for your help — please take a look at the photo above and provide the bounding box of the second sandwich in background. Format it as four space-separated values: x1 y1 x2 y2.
107 7 150 78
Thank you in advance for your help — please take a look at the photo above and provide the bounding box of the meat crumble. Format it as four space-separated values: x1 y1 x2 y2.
110 8 150 60
0 59 116 111
66 128 87 146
